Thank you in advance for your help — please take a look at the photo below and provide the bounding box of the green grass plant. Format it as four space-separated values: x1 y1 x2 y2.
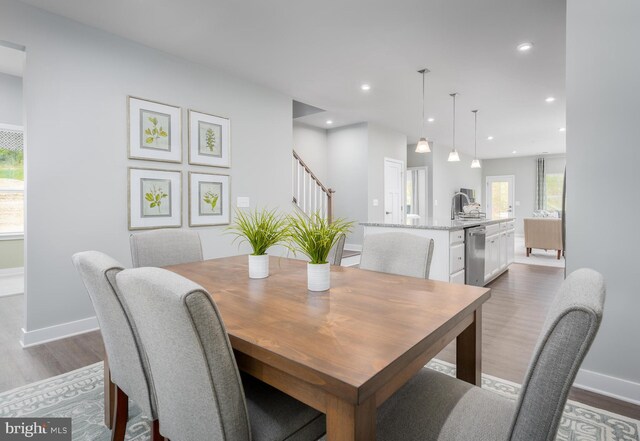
227 208 290 256
287 212 353 264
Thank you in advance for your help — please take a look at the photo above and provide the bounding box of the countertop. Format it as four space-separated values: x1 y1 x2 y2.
361 217 515 231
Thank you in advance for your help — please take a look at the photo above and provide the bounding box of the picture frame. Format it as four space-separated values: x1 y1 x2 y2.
128 97 182 163
188 110 230 168
129 167 182 230
189 172 230 226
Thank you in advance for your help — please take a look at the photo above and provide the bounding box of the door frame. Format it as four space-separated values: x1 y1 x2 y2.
406 166 429 220
485 175 515 219
383 157 405 224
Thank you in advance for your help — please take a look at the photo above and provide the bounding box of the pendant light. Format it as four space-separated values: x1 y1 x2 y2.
471 110 481 168
415 69 431 153
448 93 461 162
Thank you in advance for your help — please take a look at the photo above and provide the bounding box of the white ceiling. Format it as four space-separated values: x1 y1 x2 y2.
19 0 566 159
0 44 25 77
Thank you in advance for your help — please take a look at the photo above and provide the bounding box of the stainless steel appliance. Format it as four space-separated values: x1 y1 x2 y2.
465 226 486 286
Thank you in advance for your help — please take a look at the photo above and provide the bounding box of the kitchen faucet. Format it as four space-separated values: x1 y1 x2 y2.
451 192 471 220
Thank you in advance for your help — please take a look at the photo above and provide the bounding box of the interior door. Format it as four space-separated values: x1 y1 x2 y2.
486 175 515 220
384 158 404 224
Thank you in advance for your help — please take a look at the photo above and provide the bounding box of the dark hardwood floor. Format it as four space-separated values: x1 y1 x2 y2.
0 294 104 392
1 263 638 420
437 263 640 420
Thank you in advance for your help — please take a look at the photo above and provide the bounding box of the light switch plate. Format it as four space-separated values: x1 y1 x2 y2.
237 197 250 208
372 199 379 206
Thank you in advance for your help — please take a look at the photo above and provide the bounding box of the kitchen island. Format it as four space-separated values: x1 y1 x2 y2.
361 218 515 285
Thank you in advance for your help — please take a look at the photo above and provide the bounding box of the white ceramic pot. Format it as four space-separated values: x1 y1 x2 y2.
307 262 330 291
248 254 269 279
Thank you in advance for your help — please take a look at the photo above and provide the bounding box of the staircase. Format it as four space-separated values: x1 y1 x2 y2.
292 150 334 222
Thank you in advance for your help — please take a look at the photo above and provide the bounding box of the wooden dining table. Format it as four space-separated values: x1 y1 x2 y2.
104 255 490 440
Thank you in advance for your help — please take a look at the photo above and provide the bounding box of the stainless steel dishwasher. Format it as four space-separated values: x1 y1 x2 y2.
465 226 486 286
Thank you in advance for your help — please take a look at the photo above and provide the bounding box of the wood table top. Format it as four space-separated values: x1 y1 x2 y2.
166 255 491 402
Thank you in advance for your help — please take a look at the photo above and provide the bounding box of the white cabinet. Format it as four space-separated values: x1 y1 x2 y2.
506 229 515 265
484 233 500 282
450 229 465 245
499 232 508 270
450 243 465 274
485 221 515 284
449 269 465 284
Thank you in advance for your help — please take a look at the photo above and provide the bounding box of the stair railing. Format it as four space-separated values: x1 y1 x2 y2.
292 150 334 222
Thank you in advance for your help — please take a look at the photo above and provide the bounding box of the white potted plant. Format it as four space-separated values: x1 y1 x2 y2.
288 212 353 291
227 208 290 279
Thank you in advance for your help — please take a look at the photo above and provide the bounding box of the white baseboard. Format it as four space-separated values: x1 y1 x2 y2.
21 316 99 348
0 266 23 277
574 368 640 406
345 243 362 252
0 267 24 297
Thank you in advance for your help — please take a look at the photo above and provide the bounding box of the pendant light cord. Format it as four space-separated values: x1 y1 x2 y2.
474 110 477 157
451 93 456 150
422 71 425 134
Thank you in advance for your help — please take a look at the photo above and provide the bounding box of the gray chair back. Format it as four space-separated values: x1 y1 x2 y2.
509 268 605 441
71 251 156 418
360 232 434 278
130 229 203 268
328 234 346 266
116 267 251 441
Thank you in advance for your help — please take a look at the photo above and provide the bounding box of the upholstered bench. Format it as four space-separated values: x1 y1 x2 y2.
524 218 563 259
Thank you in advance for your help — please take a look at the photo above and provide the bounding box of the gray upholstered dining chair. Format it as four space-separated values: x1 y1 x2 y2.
372 268 605 441
116 266 326 441
71 251 161 441
129 229 203 267
360 232 435 278
328 233 346 266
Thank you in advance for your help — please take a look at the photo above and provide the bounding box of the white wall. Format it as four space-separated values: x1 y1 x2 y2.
367 123 407 223
0 72 22 126
1 0 293 338
431 146 482 220
482 154 566 234
292 121 328 184
327 123 368 245
567 0 640 403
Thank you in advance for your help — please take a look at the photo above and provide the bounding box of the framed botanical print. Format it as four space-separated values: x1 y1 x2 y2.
188 110 230 167
129 168 182 230
189 172 230 226
128 97 182 163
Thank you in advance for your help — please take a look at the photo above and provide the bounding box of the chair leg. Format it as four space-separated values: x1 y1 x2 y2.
151 419 165 441
557 250 561 260
526 247 530 257
110 386 128 441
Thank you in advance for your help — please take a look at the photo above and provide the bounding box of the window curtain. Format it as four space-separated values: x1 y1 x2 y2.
535 157 545 210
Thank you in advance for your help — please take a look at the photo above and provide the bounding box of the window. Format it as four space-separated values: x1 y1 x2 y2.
0 125 24 235
544 172 564 212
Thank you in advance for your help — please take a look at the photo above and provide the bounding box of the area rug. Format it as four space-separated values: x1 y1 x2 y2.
0 360 637 440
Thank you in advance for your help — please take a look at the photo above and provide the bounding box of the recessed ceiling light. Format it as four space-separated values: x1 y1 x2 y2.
545 96 556 103
361 83 371 91
487 136 494 141
517 42 534 52
559 127 566 132
326 120 333 125
427 117 435 123
512 150 517 154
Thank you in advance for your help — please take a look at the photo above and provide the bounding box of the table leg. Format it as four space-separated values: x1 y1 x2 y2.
104 355 115 428
326 395 375 441
456 307 482 385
